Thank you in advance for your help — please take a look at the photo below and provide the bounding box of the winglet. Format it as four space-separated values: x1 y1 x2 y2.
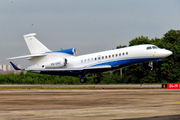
10 61 21 70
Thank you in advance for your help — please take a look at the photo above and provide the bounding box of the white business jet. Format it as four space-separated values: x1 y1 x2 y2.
8 33 172 83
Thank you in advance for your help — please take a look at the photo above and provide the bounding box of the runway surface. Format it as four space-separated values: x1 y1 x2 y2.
0 89 180 120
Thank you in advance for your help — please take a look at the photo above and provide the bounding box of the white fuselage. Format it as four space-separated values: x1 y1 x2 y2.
8 33 173 83
27 44 172 72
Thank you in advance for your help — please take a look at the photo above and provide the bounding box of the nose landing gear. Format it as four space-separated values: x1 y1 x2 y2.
148 61 153 70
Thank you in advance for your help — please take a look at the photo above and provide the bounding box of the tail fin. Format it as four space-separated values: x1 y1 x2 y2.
24 33 50 54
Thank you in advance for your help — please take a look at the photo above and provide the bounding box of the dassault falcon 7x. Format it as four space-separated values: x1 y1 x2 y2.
8 33 172 83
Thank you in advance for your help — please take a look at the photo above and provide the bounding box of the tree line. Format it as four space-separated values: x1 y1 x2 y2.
0 72 127 84
1 29 180 84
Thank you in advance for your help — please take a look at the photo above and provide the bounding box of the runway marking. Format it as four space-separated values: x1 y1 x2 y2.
166 101 180 104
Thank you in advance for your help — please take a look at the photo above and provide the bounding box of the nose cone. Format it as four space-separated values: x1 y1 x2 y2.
166 50 173 56
159 49 173 58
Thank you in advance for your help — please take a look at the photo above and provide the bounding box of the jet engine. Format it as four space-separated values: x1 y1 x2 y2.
57 48 77 56
42 58 67 69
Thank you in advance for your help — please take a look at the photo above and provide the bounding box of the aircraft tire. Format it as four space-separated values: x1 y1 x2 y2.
94 77 101 84
80 78 87 83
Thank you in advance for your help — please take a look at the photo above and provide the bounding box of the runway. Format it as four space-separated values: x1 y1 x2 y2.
0 89 180 120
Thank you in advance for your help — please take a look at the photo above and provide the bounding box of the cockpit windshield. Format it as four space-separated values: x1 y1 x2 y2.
152 46 158 49
147 46 159 50
146 46 152 50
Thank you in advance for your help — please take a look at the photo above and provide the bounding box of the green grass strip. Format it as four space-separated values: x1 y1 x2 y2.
0 86 96 90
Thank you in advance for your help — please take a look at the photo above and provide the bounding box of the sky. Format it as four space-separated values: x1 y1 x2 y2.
0 0 180 68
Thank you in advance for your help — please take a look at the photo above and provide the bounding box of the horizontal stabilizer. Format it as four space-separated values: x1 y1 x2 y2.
7 53 46 60
10 61 21 70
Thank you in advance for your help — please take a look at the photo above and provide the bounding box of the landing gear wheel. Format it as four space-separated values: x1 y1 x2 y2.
94 77 101 84
80 78 87 83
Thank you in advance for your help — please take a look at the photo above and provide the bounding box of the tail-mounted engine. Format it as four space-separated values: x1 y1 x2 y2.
56 48 77 56
42 58 68 69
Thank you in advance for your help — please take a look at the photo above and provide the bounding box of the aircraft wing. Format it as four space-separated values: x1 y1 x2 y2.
26 68 83 71
10 62 111 75
25 65 111 72
83 65 111 70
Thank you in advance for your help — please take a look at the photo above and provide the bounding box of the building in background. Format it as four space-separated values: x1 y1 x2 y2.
0 63 21 74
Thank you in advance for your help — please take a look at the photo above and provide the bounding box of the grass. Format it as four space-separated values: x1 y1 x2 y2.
0 86 96 90
0 86 162 90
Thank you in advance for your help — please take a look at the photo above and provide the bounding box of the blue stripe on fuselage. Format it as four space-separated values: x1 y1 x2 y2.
90 58 157 68
81 58 158 73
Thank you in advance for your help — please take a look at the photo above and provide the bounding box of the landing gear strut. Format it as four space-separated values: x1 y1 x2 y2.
148 61 153 70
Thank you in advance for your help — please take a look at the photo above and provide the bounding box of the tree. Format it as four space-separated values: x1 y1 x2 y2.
122 30 180 83
156 30 180 82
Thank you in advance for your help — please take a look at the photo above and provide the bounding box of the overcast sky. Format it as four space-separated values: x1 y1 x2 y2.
1 0 180 68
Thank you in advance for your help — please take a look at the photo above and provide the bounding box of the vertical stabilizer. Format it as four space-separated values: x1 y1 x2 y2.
23 33 50 54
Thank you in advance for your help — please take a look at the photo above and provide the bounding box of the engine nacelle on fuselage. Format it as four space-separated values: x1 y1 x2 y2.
52 48 77 56
42 58 67 69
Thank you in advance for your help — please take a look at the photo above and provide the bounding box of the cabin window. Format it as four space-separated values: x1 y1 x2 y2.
84 59 86 62
146 46 152 50
109 55 111 58
91 58 93 61
123 53 124 56
98 57 100 60
116 54 118 57
88 59 90 62
81 60 83 63
119 53 121 56
112 54 114 57
105 56 107 59
102 56 104 59
126 52 128 55
94 58 97 61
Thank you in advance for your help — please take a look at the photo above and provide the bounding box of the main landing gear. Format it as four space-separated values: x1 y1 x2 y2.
94 73 103 84
93 77 101 84
79 73 102 84
79 77 101 84
80 78 87 83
